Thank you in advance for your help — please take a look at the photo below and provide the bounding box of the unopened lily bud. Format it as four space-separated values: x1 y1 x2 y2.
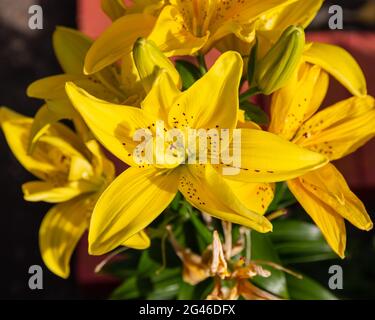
255 26 305 95
133 38 181 92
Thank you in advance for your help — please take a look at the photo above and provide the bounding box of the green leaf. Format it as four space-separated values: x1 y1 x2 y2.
276 245 336 264
190 211 213 247
240 101 269 125
247 40 258 85
270 220 336 264
267 182 296 212
177 281 195 300
251 232 289 298
271 219 324 242
147 268 182 300
286 273 337 300
175 60 201 90
110 277 141 300
197 278 215 299
137 249 161 277
170 191 182 211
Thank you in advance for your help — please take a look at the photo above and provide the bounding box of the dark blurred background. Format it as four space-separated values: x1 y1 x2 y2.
0 0 79 299
0 0 374 299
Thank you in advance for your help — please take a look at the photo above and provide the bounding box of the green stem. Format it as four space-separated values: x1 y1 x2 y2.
245 228 252 264
239 86 260 103
197 54 207 75
156 232 168 275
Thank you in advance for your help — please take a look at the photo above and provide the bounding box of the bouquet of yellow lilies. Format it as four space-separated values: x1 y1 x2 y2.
1 0 374 300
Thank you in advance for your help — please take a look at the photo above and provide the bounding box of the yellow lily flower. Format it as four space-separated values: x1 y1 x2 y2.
217 0 366 97
84 0 301 74
269 62 375 258
0 108 150 278
66 51 327 255
26 26 148 153
27 27 130 107
135 38 274 215
215 0 321 78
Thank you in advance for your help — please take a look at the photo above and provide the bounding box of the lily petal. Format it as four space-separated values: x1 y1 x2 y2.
269 63 329 140
53 27 92 75
127 0 167 15
39 195 91 278
85 139 115 182
207 0 302 51
120 52 144 100
84 13 156 74
88 167 179 255
27 74 84 100
257 0 323 32
148 5 209 56
168 51 243 131
223 179 275 214
208 0 299 32
303 42 367 96
141 70 181 121
179 165 273 233
288 177 347 258
295 164 373 231
293 95 375 160
28 105 66 154
101 0 126 21
0 107 87 179
65 82 157 166
225 128 328 183
122 230 151 249
22 180 97 203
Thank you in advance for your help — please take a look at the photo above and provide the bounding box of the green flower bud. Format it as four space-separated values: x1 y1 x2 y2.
133 38 181 92
255 26 305 95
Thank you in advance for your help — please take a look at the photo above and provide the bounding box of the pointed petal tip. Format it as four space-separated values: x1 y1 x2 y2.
83 67 90 75
42 261 70 279
252 216 273 233
335 241 346 260
0 107 23 125
83 60 97 75
223 50 243 64
87 247 97 256
364 221 373 231
87 238 103 256
309 150 329 170
264 222 273 233
51 267 70 279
